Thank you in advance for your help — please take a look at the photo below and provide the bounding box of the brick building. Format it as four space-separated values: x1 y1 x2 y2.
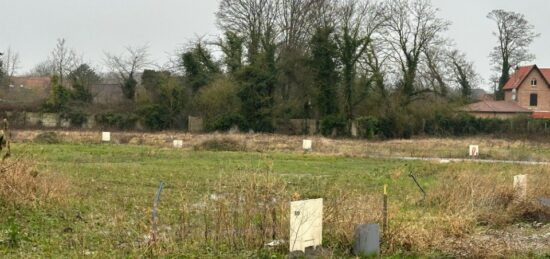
465 65 550 119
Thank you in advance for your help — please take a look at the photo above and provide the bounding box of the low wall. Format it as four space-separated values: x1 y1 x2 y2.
2 111 96 129
1 111 322 135
188 116 204 133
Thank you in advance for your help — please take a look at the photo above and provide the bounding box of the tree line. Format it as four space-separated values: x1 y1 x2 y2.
0 0 539 137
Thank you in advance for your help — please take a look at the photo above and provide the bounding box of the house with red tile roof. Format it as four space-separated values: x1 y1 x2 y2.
464 65 550 119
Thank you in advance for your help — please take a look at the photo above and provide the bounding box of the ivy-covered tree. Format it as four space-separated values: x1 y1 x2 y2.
68 63 100 103
104 45 150 100
181 42 220 93
139 70 187 130
218 31 244 75
42 75 72 112
310 26 339 117
237 38 277 132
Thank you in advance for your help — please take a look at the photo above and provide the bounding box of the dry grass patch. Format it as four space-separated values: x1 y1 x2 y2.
193 137 246 152
0 159 67 207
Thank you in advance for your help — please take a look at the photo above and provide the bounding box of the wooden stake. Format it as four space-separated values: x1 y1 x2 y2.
382 184 388 238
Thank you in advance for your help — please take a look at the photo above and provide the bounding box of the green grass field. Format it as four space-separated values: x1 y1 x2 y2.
1 142 549 258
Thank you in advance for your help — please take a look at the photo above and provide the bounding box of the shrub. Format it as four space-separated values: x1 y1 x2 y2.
0 159 66 207
138 105 171 131
194 138 245 151
320 115 347 137
42 76 72 113
61 110 88 127
356 116 379 139
33 132 61 144
95 112 138 130
205 113 248 132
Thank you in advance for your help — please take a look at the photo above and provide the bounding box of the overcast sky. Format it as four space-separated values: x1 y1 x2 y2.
1 0 549 89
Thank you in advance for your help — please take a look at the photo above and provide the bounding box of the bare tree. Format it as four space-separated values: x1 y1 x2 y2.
448 50 479 101
50 38 80 84
310 0 338 29
2 47 20 83
216 0 280 63
104 45 150 100
279 0 317 49
28 60 54 77
488 10 539 100
383 0 450 104
421 43 450 97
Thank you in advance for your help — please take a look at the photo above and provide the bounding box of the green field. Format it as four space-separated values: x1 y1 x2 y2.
1 142 549 258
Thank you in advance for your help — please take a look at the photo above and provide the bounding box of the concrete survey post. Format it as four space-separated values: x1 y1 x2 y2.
513 174 528 199
469 145 479 158
102 132 111 142
353 224 380 257
302 139 312 151
173 140 183 148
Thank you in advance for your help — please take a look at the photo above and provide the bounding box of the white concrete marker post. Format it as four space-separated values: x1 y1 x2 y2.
173 140 183 148
290 198 323 252
102 132 111 142
514 174 528 199
469 145 479 158
303 139 312 151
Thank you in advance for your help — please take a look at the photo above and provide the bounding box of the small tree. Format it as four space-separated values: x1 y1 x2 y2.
105 45 150 100
50 38 80 85
68 64 100 103
42 75 71 112
181 41 220 93
196 77 241 124
139 70 187 130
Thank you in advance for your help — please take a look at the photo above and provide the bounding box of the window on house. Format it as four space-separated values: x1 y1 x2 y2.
531 79 537 86
530 94 538 106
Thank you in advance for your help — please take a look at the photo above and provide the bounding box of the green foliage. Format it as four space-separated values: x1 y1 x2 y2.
62 110 88 127
195 77 241 129
33 132 61 144
310 27 340 117
182 42 221 93
140 70 187 129
205 113 248 132
194 138 245 151
220 31 244 74
356 116 379 139
236 38 277 133
122 75 137 100
320 115 347 137
95 112 138 130
6 217 21 248
138 104 171 131
42 75 71 112
237 65 275 132
335 22 370 125
71 83 93 103
141 69 171 101
68 63 99 103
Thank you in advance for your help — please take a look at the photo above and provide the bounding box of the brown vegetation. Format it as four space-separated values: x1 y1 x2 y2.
0 158 67 207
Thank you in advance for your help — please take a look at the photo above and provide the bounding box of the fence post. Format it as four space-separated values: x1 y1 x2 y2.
382 184 388 237
152 182 165 242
